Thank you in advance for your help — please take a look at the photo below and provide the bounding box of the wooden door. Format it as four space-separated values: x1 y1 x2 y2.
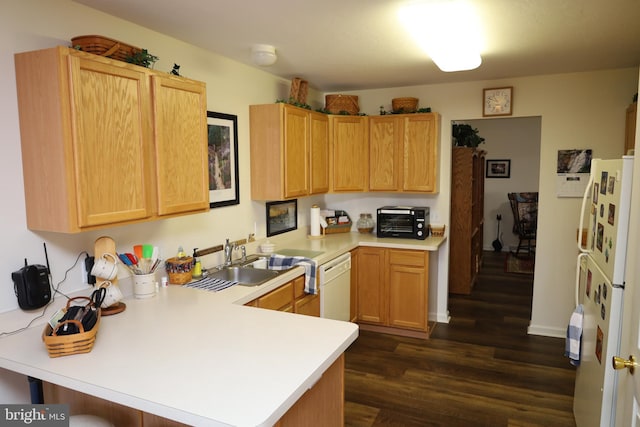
69 54 151 227
369 115 402 191
387 249 428 331
402 114 439 192
356 247 386 324
309 111 329 194
152 75 209 215
331 116 368 192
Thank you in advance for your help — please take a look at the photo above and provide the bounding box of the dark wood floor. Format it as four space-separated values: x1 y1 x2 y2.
344 251 577 427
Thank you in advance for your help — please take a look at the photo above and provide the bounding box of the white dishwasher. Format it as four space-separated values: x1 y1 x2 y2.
319 252 351 321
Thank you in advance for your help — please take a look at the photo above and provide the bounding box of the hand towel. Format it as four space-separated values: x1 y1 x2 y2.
268 255 318 295
565 304 584 366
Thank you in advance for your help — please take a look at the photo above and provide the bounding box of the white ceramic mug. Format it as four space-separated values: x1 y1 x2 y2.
99 281 123 308
133 273 157 299
91 253 118 280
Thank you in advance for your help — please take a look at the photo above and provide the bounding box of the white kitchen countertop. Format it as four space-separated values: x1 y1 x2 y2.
0 232 444 426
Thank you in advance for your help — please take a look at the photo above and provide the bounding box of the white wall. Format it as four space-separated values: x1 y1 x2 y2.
1 0 638 403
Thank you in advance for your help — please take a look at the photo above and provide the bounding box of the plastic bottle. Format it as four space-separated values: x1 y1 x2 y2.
192 248 202 279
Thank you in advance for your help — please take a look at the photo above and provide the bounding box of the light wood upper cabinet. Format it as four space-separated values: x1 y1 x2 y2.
309 111 330 194
250 104 330 200
403 114 439 192
330 115 369 192
152 75 209 216
369 113 440 193
369 116 403 191
14 46 209 233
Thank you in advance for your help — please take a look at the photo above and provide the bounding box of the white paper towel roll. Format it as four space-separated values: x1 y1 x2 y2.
310 205 321 236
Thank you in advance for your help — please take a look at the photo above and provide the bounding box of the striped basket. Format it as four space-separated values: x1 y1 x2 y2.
71 35 140 62
325 94 359 115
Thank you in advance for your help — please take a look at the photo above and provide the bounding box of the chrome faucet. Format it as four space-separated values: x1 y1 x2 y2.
224 239 235 266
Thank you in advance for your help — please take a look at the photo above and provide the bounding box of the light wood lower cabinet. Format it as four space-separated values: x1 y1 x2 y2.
356 247 429 337
43 354 344 427
247 273 320 317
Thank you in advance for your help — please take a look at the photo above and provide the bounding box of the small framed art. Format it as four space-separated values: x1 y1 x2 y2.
486 159 511 178
266 200 298 237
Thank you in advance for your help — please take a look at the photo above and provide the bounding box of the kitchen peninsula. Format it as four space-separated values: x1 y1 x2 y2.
0 232 444 426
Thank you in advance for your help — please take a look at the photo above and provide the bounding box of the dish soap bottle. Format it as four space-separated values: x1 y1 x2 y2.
192 248 202 279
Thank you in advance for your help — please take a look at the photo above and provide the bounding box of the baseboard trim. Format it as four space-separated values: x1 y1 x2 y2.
527 323 565 338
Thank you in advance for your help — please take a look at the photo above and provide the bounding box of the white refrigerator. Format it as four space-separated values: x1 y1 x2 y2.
573 156 634 427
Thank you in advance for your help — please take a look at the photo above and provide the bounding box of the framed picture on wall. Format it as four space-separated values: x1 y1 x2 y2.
266 200 298 237
486 159 511 178
207 111 240 208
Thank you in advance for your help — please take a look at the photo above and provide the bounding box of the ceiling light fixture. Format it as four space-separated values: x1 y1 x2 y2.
398 0 483 72
251 44 277 67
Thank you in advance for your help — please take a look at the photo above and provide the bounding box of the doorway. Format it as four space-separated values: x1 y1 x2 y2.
451 116 541 286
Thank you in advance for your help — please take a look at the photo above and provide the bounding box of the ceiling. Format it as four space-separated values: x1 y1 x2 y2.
74 0 640 92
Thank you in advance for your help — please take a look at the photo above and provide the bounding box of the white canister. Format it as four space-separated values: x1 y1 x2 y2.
133 273 157 299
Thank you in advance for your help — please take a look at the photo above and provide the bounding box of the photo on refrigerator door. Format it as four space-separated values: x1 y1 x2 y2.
608 203 615 226
597 223 604 251
586 269 592 298
593 183 599 204
600 171 608 195
595 326 603 364
607 176 615 194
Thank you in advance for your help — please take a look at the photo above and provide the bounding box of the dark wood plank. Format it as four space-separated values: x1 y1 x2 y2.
345 251 576 427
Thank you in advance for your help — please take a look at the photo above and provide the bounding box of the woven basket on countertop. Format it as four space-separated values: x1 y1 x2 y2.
71 35 140 62
392 97 419 113
325 94 359 115
42 296 101 358
430 224 445 237
165 257 194 285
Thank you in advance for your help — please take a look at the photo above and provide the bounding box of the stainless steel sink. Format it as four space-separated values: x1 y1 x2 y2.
207 266 279 286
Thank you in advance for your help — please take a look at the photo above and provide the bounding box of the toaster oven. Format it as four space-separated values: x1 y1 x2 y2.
376 206 429 240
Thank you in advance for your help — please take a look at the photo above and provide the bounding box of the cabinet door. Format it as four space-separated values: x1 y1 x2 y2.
331 116 368 192
369 116 402 191
388 250 428 331
283 106 310 198
402 114 439 192
356 247 386 324
69 55 151 227
309 111 329 194
152 75 209 215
